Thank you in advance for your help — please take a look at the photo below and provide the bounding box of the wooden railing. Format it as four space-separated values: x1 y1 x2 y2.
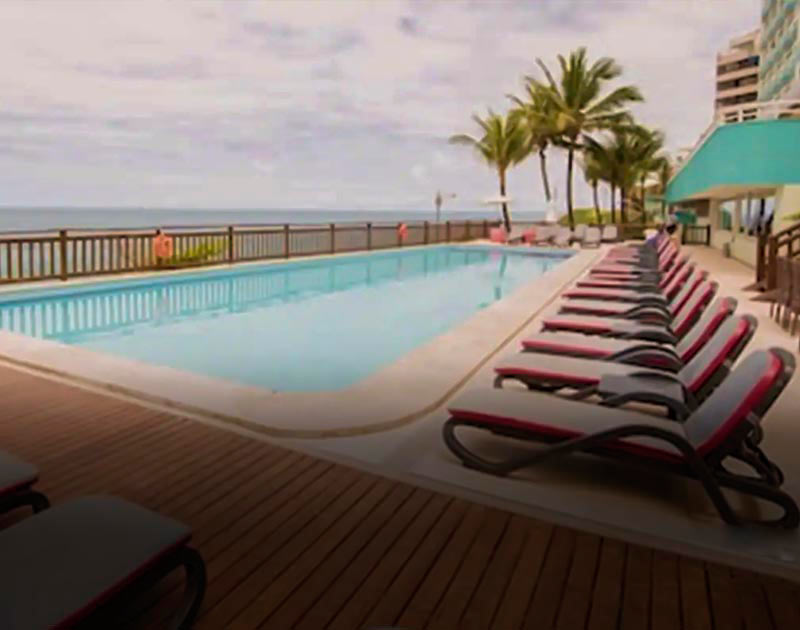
759 220 800 290
0 220 496 285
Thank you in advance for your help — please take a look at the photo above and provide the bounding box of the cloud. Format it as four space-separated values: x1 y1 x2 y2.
0 0 761 212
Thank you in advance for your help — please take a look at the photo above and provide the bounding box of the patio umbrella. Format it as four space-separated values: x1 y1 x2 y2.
483 195 513 229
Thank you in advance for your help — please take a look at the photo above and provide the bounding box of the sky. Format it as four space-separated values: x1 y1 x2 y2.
0 0 761 214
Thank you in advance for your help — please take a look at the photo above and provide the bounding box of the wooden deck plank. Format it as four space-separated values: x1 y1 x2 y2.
224 477 394 630
679 557 713 630
255 483 417 629
731 568 776 630
491 520 554 630
324 493 452 630
459 514 532 630
620 545 652 630
394 503 489 629
651 550 682 630
425 507 510 629
522 527 576 629
586 539 626 630
556 531 602 630
292 487 435 630
359 498 471 628
707 564 745 630
762 577 800 630
0 365 794 630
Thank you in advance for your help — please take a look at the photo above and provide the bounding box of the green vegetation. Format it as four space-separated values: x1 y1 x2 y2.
557 208 613 226
170 240 226 265
452 46 673 230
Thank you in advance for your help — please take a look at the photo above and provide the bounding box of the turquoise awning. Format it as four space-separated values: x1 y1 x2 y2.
666 119 800 203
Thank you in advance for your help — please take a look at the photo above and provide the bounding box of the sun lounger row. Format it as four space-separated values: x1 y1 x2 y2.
0 452 205 629
443 231 799 528
493 224 616 248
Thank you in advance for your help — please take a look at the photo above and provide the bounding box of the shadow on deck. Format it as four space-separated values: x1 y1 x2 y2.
1 364 799 629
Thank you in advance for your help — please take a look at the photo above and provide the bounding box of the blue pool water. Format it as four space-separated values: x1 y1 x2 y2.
0 246 570 391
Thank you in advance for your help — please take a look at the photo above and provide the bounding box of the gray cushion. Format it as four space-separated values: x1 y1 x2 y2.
449 388 688 458
684 350 783 454
522 331 665 358
0 495 190 630
543 314 667 336
560 298 651 316
495 352 645 385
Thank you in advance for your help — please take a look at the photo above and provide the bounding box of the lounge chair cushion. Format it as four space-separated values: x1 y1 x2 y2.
521 331 673 359
542 314 671 336
524 298 735 365
559 298 666 317
451 350 787 463
0 450 38 496
0 495 191 630
494 352 685 398
561 287 668 303
449 388 688 460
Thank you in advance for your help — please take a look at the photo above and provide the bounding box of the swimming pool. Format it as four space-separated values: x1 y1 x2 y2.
0 246 571 391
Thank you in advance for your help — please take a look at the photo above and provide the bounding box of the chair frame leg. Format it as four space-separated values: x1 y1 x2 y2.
0 489 50 516
443 418 799 528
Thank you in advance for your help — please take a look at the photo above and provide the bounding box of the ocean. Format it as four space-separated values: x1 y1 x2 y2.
0 208 545 234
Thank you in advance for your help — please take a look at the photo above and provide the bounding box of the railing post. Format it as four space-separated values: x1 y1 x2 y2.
330 223 336 254
424 221 429 245
366 222 372 250
284 224 290 258
767 235 778 290
227 226 234 262
59 229 68 280
705 224 711 246
446 220 451 242
756 233 766 283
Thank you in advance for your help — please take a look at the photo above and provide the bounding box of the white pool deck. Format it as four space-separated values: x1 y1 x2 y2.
3 242 800 583
272 244 800 583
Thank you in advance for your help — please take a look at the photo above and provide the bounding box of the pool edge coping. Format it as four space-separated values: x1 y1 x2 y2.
0 244 604 438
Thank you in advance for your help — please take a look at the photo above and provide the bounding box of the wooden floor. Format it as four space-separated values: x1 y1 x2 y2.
2 366 800 630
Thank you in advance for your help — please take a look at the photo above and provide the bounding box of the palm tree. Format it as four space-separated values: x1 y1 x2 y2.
601 125 664 225
580 153 604 225
632 129 666 224
583 136 618 224
528 48 643 229
655 158 673 218
449 110 529 231
508 82 557 204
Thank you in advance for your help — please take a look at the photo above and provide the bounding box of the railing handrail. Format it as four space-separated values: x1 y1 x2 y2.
0 219 507 285
772 218 800 239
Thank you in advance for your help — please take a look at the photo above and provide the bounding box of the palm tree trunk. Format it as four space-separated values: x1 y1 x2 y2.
640 175 647 225
661 198 666 219
610 184 617 224
620 186 627 224
593 182 602 225
499 169 511 231
538 148 552 203
566 145 575 230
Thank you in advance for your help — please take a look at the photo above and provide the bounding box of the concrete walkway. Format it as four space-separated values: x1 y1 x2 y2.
275 245 800 582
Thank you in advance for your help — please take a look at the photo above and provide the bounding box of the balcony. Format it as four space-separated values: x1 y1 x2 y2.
716 84 759 101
